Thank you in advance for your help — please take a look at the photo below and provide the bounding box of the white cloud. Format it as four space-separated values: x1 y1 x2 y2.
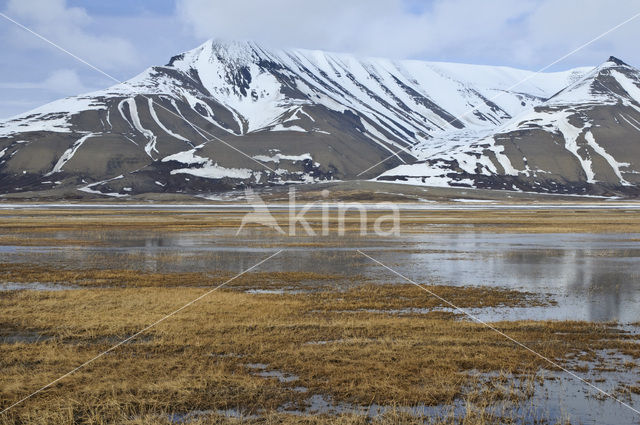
0 69 91 94
42 69 91 94
0 69 101 118
520 0 640 65
176 0 640 68
4 0 138 70
176 0 430 58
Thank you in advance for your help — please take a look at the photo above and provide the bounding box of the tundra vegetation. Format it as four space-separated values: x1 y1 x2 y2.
0 208 639 424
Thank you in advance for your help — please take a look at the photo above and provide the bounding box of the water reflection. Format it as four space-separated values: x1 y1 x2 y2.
1 228 639 322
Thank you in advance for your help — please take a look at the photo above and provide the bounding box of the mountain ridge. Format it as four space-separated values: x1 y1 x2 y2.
378 56 640 195
1 39 638 198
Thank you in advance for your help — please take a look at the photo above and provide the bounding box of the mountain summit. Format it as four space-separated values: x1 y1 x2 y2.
607 56 629 66
0 40 638 198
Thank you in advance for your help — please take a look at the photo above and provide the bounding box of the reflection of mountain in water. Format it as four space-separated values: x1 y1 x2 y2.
403 233 640 322
4 228 640 322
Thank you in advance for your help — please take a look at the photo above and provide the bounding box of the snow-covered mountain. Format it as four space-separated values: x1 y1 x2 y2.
378 57 640 195
1 39 637 198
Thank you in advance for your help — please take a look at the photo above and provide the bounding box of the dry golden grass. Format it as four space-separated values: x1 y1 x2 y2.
1 208 640 238
0 235 103 247
0 263 549 308
0 272 637 424
0 263 350 289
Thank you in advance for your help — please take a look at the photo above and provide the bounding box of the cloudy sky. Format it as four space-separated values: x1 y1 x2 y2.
1 0 639 118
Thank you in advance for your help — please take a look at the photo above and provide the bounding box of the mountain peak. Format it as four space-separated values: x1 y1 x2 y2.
544 56 634 105
606 56 629 67
207 38 258 52
166 38 270 70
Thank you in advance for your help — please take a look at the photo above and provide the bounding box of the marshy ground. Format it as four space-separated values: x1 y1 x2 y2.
1 206 640 424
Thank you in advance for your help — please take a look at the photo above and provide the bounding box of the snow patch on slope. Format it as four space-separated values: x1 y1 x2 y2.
556 113 595 183
46 133 96 175
148 98 190 143
163 148 253 180
0 97 106 136
584 131 630 185
124 98 157 158
270 124 307 132
78 175 128 197
171 164 253 180
253 152 312 163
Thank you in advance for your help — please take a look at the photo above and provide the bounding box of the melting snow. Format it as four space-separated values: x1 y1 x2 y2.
584 131 630 185
253 152 312 163
0 97 106 136
270 124 307 132
556 113 596 183
78 175 128 197
148 98 190 142
46 133 96 175
123 98 158 158
164 148 253 180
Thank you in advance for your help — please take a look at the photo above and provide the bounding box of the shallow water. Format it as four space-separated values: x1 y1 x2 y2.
3 228 639 323
0 281 78 291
